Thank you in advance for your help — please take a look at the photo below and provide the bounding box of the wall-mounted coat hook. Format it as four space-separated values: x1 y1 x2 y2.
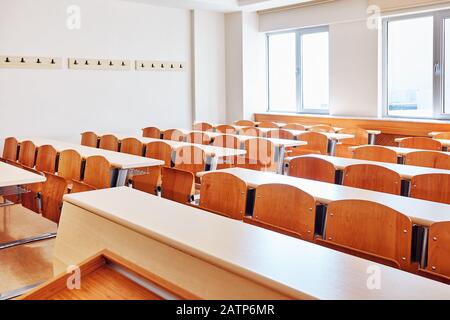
20 57 25 63
36 58 41 64
51 59 55 64
136 60 186 72
109 61 113 66
0 55 62 69
5 57 10 63
69 58 130 71
85 60 89 65
97 60 102 66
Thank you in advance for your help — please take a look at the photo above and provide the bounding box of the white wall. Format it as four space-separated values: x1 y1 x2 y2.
0 0 192 144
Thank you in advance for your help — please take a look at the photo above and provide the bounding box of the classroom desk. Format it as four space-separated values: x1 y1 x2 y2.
54 187 450 300
395 137 450 149
351 145 450 163
18 138 164 187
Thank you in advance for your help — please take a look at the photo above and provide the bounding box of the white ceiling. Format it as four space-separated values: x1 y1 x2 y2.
121 0 316 12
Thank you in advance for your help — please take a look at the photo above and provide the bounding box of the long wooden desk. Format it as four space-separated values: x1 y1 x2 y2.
395 137 450 149
55 187 450 299
18 138 164 187
351 145 450 163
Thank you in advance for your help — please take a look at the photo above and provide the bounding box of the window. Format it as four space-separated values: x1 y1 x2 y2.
384 11 450 119
267 27 329 113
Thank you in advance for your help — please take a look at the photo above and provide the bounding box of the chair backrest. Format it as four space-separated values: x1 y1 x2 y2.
258 121 279 128
338 127 369 146
353 146 398 164
410 174 450 204
163 129 185 142
41 172 68 224
57 149 82 182
71 180 97 194
173 146 206 175
193 122 213 132
435 132 450 139
399 137 442 151
235 120 255 126
288 156 336 184
240 127 263 137
283 123 306 131
309 125 334 133
81 132 98 148
161 167 195 204
2 137 18 161
199 172 247 220
131 166 162 196
120 137 143 156
343 164 401 195
243 138 276 171
322 200 412 270
186 132 211 145
266 129 295 140
99 134 119 152
212 135 241 149
215 125 237 135
252 184 316 241
84 155 111 189
35 145 57 173
423 222 450 280
404 151 450 170
297 132 328 155
145 141 173 167
18 140 36 168
142 127 161 139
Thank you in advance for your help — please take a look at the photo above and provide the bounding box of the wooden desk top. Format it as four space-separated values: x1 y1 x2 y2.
286 154 450 180
197 168 450 227
19 138 164 170
351 145 450 157
254 128 354 141
62 187 450 300
220 124 381 135
0 161 46 188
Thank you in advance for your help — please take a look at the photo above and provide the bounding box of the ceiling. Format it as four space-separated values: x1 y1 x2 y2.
121 0 317 12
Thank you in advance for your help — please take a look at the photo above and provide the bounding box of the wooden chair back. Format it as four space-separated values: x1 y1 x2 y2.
84 156 112 189
404 151 450 170
249 184 316 241
57 149 82 182
343 164 401 195
41 172 68 224
309 125 334 133
142 127 161 139
399 137 442 151
145 141 173 167
161 167 195 204
410 174 450 204
288 156 336 184
241 138 276 171
212 135 241 169
297 132 328 155
18 140 36 168
193 122 213 132
163 129 185 142
186 132 211 145
99 134 119 152
35 145 57 173
174 146 206 175
421 222 450 282
258 121 279 128
132 166 162 196
266 129 295 140
2 137 18 161
215 125 237 135
319 200 412 270
120 137 143 156
338 127 369 146
240 127 263 137
71 180 97 194
353 146 398 164
282 123 305 131
81 132 98 148
235 120 255 126
199 172 247 220
435 132 450 139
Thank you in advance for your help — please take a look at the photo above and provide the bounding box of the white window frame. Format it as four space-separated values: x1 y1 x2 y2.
266 26 330 114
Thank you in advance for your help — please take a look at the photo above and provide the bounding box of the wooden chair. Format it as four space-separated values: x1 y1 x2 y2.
287 156 336 184
142 127 161 139
186 132 211 145
245 184 316 242
404 151 450 170
353 145 398 164
193 122 213 132
41 172 68 224
240 127 263 137
410 174 450 204
131 166 162 196
18 140 36 168
239 138 276 172
57 149 82 183
266 129 295 140
235 120 255 126
83 156 112 189
342 164 401 195
145 141 173 167
258 121 279 128
120 137 143 156
215 125 237 135
317 200 413 271
212 135 241 169
173 146 207 176
35 145 57 173
71 180 97 194
99 134 119 152
419 222 450 283
2 137 18 161
290 132 328 156
199 172 247 220
161 167 195 204
309 125 334 133
163 129 185 142
398 137 442 151
81 132 98 148
435 132 450 140
336 128 369 158
282 123 305 131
